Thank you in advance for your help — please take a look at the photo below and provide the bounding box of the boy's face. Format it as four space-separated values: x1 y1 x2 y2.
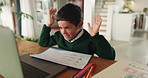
58 21 81 41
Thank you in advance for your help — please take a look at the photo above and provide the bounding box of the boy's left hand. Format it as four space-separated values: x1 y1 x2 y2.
88 16 102 36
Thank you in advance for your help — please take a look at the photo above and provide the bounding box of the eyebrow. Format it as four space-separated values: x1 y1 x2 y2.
59 26 72 28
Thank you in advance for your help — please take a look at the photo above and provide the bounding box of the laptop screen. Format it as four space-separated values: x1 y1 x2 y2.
0 27 67 78
0 27 24 78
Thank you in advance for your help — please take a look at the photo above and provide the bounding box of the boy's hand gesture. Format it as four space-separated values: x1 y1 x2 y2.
47 8 57 27
88 16 102 36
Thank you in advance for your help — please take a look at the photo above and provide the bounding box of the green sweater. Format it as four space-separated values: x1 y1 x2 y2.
38 25 115 60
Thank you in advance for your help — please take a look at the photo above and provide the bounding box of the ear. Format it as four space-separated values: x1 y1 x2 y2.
77 21 83 29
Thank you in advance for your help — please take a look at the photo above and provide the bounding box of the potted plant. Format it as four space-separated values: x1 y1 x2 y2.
143 8 148 14
122 1 134 13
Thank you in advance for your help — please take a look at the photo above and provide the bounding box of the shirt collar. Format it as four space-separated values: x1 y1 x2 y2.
67 29 84 43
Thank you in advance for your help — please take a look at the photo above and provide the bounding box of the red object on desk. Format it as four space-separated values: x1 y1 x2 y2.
73 63 96 78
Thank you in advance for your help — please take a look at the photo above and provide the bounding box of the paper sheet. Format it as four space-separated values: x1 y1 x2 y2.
92 59 148 78
30 48 92 69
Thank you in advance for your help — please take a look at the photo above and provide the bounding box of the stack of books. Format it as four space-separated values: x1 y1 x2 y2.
72 63 96 78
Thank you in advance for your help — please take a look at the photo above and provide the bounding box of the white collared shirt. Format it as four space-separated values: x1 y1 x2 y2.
67 30 84 43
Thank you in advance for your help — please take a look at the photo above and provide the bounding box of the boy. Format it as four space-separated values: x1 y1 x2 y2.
38 3 115 60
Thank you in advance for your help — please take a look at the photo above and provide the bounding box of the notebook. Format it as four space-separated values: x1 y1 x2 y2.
0 27 67 78
30 47 92 69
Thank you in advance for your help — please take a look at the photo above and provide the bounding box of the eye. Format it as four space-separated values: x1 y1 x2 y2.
59 27 62 29
65 26 71 30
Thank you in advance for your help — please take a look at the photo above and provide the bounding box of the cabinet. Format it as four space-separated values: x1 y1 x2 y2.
112 14 134 41
145 16 148 31
134 13 146 31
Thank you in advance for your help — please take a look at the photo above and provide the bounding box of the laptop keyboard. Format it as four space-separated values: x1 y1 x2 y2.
21 61 50 78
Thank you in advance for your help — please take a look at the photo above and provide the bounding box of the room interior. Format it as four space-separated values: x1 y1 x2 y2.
0 0 148 66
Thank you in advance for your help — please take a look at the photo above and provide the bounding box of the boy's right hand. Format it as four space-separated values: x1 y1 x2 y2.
47 8 57 27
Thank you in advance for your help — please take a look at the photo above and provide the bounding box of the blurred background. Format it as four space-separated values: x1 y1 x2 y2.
0 0 148 65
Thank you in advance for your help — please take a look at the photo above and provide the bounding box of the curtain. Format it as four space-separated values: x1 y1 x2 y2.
20 0 38 38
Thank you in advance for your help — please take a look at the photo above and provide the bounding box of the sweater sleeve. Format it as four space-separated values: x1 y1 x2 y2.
38 24 57 47
90 33 115 60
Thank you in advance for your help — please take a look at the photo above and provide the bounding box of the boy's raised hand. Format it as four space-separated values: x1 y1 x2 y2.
88 16 102 36
47 8 57 27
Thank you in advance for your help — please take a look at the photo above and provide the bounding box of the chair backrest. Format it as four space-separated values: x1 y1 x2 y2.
0 27 24 78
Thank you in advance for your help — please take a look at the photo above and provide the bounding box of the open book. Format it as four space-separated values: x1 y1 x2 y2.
30 47 92 69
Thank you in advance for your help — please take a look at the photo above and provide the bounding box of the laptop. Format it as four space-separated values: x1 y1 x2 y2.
0 27 67 78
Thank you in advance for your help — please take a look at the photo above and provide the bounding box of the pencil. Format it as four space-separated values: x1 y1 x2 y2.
85 66 94 78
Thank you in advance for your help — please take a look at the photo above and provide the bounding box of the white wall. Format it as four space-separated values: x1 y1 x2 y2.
83 0 95 31
1 0 14 32
133 0 148 12
115 0 124 12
